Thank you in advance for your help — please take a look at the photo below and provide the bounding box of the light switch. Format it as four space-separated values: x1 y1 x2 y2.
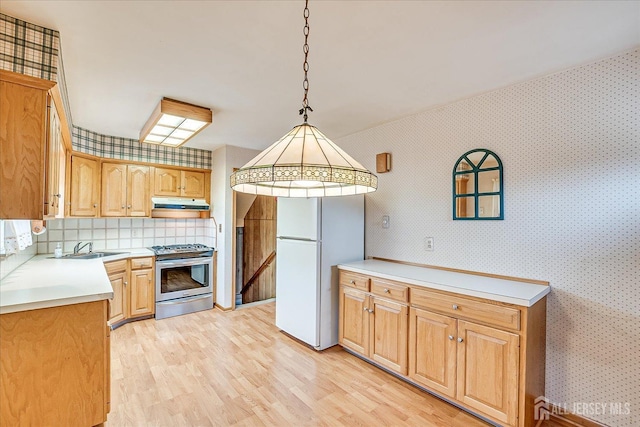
382 215 390 229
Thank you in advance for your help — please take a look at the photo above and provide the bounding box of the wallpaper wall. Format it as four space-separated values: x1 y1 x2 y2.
336 49 639 426
73 126 212 170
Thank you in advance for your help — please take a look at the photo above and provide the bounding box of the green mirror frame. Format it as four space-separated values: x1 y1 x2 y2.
452 149 503 220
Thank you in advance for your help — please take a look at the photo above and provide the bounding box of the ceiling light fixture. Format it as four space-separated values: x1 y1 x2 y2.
140 97 212 148
230 0 377 197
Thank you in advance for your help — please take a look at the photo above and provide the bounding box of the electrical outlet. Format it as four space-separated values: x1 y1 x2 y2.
382 215 390 229
218 224 222 233
424 237 434 251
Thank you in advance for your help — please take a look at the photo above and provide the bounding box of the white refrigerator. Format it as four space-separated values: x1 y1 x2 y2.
275 195 364 350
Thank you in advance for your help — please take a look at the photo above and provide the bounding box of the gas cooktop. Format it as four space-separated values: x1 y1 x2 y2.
151 243 214 260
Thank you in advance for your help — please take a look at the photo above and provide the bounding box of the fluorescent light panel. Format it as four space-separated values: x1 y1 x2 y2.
140 98 213 147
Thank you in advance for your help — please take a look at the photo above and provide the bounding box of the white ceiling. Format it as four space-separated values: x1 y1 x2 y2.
1 1 639 152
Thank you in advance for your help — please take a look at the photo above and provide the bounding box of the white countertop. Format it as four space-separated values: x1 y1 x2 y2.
0 248 155 314
338 259 550 307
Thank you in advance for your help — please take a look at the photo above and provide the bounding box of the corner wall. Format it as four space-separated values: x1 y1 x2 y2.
336 49 639 427
211 145 260 309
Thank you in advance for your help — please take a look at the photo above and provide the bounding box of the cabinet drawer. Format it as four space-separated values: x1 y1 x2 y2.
130 257 154 270
104 260 127 275
339 271 370 291
371 278 409 303
410 288 520 331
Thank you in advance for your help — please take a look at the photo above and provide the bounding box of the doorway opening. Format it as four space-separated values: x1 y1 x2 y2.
234 195 277 306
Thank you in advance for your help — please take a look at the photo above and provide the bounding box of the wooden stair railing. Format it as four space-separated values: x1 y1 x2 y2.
240 251 276 295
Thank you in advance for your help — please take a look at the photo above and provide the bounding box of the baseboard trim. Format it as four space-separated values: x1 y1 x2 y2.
542 405 609 427
214 303 233 312
369 256 549 285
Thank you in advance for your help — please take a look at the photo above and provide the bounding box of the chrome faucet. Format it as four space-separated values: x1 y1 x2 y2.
73 241 93 254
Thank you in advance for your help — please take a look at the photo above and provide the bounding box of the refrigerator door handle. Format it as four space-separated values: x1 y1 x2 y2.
277 236 317 242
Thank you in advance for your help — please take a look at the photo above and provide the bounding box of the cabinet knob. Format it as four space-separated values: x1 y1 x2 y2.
127 205 131 209
93 203 98 208
457 337 463 343
121 205 125 209
368 309 374 313
448 335 454 340
363 307 368 311
54 193 61 198
350 280 355 284
383 288 390 293
124 281 128 286
452 304 458 310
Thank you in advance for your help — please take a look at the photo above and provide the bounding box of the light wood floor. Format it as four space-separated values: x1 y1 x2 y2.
107 302 490 426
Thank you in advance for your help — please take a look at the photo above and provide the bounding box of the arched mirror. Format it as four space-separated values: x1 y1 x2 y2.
453 149 503 220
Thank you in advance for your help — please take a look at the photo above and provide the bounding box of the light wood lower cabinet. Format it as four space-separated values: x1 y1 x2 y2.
106 257 155 327
0 300 110 426
339 285 409 375
339 268 546 427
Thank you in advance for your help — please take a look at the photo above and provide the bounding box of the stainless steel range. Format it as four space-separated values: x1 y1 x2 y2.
151 243 215 320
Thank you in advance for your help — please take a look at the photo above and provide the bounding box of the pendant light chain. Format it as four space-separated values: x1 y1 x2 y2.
299 0 313 122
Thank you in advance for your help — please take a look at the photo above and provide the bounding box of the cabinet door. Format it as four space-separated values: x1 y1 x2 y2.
129 268 155 318
370 297 408 375
0 80 47 219
408 308 457 398
45 95 62 217
107 270 127 325
153 167 181 196
181 170 205 198
338 286 369 356
70 156 100 217
456 320 519 426
127 165 150 217
101 163 127 217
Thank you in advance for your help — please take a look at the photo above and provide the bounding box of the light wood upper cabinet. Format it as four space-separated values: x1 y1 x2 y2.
0 71 69 219
101 163 127 217
456 320 519 426
0 74 50 219
101 163 150 217
154 167 206 198
154 167 181 196
44 95 66 218
69 155 100 217
127 166 151 216
182 170 206 198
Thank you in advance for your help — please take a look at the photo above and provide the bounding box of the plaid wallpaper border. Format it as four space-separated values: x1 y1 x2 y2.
0 13 59 81
73 126 212 170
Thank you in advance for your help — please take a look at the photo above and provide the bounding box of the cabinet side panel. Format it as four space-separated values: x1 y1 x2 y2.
0 301 107 426
0 81 46 219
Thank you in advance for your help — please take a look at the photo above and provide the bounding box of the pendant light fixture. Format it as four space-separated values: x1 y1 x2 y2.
230 0 377 198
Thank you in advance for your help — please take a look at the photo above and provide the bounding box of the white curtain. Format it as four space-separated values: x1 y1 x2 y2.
2 220 33 255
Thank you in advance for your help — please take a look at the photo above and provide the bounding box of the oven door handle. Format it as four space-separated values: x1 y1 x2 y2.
156 257 212 268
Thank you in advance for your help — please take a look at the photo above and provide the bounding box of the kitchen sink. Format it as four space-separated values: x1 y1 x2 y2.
60 252 127 259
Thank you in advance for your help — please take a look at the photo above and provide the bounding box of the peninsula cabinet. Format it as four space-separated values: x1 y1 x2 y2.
68 154 100 217
105 256 155 328
0 300 110 426
101 163 151 217
154 167 206 198
0 70 69 219
338 260 550 427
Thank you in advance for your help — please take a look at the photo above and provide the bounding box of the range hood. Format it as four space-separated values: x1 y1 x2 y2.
151 197 210 219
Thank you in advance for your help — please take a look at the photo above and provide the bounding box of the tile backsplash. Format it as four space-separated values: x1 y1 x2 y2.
36 218 216 254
